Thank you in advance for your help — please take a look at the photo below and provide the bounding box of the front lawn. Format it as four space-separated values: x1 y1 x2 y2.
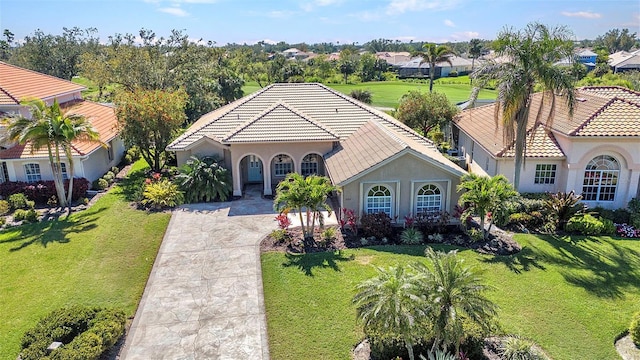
0 161 170 359
261 235 640 360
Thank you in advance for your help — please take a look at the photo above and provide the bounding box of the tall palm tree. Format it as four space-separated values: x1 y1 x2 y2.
468 39 483 84
457 173 518 240
4 99 101 213
471 22 576 190
413 43 455 93
274 173 338 239
353 266 425 360
413 248 498 354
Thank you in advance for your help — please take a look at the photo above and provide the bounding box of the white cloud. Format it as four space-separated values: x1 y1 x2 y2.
350 10 383 21
267 10 295 18
561 11 602 19
444 19 455 27
450 31 480 41
301 0 342 12
159 7 189 16
386 0 460 15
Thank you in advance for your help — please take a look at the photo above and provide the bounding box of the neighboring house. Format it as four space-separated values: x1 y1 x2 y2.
375 52 411 66
609 50 640 73
555 49 597 71
397 56 473 78
453 86 640 209
167 83 466 220
0 62 125 183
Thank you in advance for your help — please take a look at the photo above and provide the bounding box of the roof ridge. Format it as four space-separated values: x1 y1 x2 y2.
221 100 339 143
368 118 409 149
498 123 565 158
0 85 19 105
170 84 275 145
570 97 619 136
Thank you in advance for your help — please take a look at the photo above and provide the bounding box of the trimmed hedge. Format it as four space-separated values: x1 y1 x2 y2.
0 178 89 205
19 305 126 360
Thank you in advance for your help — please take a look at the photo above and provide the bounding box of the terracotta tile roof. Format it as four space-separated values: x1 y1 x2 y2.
222 102 339 143
0 100 118 159
501 125 565 158
455 86 640 158
0 62 85 105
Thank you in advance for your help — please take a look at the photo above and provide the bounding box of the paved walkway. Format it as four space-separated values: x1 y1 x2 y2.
121 188 276 359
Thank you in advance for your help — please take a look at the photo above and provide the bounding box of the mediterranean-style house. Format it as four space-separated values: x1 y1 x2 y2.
167 83 466 219
0 62 124 183
453 86 640 209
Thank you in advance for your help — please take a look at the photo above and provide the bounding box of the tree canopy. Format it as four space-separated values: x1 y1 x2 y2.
595 28 638 53
115 88 187 172
396 91 458 138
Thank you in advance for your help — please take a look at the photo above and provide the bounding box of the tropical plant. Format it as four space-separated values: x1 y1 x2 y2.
457 174 518 240
349 89 372 104
175 156 232 203
544 191 584 230
274 173 338 240
401 227 424 245
471 22 576 190
420 349 458 360
3 99 101 214
360 212 393 240
468 38 483 83
353 266 425 360
500 335 545 360
141 179 184 210
413 43 455 93
413 248 498 353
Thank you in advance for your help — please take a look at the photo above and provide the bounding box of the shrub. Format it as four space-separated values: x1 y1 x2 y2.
630 312 640 346
47 195 58 207
176 156 232 203
467 228 484 243
360 212 393 240
142 179 183 210
275 213 291 229
400 227 424 245
415 211 450 234
124 146 141 164
340 208 358 235
13 209 38 223
0 217 6 226
95 178 109 190
566 214 607 235
448 71 458 77
349 89 372 104
0 178 89 204
8 193 29 210
428 233 444 243
0 200 9 215
601 218 616 235
508 211 544 229
321 227 336 242
19 306 126 360
102 173 114 184
493 197 547 228
270 229 289 243
111 166 119 174
500 335 544 360
545 191 583 230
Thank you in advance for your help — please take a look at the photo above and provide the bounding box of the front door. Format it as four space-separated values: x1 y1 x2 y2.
248 155 262 182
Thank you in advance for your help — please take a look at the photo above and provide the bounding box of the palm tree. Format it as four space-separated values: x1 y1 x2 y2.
4 99 101 214
413 248 498 354
471 22 576 190
457 174 518 240
353 266 425 360
274 173 338 239
468 39 483 84
175 156 232 203
413 43 455 93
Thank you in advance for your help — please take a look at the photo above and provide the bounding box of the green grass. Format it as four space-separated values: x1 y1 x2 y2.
72 76 118 101
242 78 496 108
0 160 170 359
261 235 640 360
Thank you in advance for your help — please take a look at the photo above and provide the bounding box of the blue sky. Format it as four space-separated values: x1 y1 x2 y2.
1 0 638 45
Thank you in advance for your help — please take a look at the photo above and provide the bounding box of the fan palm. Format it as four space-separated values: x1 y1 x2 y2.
353 265 425 360
413 43 455 93
471 22 576 190
413 248 498 354
175 156 232 203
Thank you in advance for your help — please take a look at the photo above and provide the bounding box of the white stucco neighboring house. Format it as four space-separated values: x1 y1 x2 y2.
453 86 640 209
0 62 125 184
167 83 466 221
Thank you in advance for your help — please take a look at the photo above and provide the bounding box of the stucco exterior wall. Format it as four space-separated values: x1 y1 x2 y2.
340 152 462 223
175 139 230 168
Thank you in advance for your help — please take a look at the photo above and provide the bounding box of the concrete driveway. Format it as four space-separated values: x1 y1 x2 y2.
121 190 276 359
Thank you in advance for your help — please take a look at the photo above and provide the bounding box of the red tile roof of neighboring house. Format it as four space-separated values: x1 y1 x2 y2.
0 62 85 105
0 100 118 159
455 86 640 158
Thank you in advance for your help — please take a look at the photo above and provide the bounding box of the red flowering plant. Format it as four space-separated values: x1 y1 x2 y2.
275 213 292 230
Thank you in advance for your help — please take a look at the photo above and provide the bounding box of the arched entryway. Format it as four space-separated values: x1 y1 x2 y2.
238 155 265 196
271 153 294 188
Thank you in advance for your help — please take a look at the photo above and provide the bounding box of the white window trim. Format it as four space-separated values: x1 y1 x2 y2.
359 181 400 219
534 164 557 185
582 155 620 202
415 183 443 215
410 180 451 217
24 163 42 183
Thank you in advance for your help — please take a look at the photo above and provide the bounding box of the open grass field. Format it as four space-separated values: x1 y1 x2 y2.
0 161 170 359
242 77 496 108
261 234 640 360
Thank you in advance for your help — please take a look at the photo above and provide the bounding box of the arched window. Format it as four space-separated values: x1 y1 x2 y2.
273 154 293 177
24 163 41 183
366 185 392 215
582 155 619 201
416 184 442 215
301 154 319 176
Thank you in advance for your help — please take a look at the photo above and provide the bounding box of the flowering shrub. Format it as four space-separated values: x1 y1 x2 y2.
341 208 358 235
616 223 640 238
275 213 292 229
404 214 415 228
